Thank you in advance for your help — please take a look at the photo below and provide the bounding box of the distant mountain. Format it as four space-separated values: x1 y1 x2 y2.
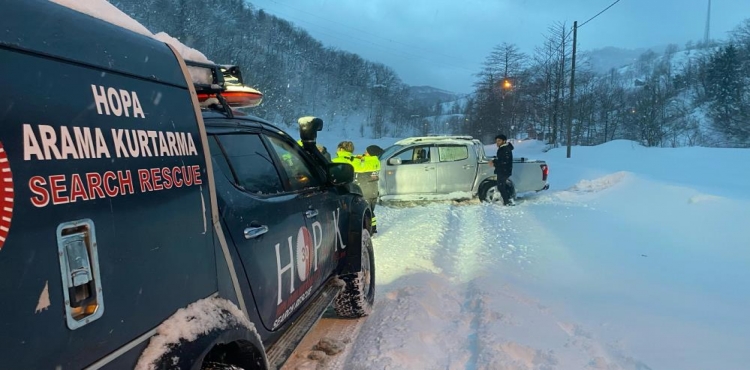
408 86 462 105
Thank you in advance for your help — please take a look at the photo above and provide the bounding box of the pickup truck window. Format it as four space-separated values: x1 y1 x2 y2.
266 136 321 191
438 145 469 162
381 145 402 160
394 145 431 164
216 134 285 195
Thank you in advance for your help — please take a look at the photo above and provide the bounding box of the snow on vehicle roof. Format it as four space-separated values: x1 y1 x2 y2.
50 0 212 83
395 135 476 146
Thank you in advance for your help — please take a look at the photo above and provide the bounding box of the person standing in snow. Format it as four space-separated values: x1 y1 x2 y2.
489 134 515 206
331 141 364 195
331 141 357 165
359 145 383 233
332 141 381 233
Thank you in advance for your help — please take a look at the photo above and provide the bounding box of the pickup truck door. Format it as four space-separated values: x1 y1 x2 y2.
262 133 341 305
209 132 332 331
383 144 436 195
435 144 476 193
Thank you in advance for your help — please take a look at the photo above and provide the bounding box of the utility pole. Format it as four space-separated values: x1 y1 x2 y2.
566 21 577 158
704 0 711 44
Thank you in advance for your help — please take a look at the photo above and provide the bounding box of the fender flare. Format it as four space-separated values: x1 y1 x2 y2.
135 297 269 370
336 195 371 276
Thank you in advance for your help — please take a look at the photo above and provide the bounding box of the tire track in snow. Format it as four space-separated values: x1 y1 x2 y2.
423 202 493 370
351 202 541 370
371 203 453 286
285 203 457 370
287 197 642 369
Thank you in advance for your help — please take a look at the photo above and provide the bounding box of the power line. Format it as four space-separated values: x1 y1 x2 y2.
579 0 622 28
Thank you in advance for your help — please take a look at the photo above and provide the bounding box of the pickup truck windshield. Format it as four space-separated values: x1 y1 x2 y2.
380 145 403 160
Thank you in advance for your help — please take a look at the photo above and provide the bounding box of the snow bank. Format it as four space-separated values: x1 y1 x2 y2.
567 171 631 192
540 140 750 199
51 0 211 67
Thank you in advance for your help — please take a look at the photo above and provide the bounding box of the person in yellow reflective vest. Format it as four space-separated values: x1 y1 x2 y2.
332 141 380 234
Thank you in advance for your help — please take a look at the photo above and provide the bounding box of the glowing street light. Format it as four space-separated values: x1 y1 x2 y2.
502 79 512 90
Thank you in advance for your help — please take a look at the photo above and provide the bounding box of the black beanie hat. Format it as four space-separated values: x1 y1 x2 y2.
366 145 384 157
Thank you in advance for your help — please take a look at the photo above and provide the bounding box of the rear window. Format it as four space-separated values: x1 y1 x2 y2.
214 134 285 195
438 145 469 162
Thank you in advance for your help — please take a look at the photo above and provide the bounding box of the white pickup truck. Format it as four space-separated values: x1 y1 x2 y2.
377 136 549 203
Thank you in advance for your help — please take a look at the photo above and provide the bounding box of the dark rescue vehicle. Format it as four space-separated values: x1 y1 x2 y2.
0 0 375 369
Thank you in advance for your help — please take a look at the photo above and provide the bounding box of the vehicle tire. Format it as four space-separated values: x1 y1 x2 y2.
479 180 516 203
199 337 268 370
334 228 375 318
479 181 500 203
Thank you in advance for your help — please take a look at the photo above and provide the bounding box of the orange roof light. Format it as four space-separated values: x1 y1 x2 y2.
196 85 263 108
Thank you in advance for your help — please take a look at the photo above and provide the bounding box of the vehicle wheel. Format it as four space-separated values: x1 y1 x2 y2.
479 180 516 203
334 229 375 318
478 181 501 203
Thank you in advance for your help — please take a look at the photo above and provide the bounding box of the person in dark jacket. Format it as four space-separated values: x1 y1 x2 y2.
360 145 383 233
490 134 515 205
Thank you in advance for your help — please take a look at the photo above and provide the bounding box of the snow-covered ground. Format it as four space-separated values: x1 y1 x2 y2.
287 139 750 370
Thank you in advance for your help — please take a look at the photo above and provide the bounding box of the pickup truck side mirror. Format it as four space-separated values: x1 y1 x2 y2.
388 157 402 166
327 162 354 186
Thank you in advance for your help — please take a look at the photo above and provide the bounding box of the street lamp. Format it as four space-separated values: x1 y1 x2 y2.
502 79 512 90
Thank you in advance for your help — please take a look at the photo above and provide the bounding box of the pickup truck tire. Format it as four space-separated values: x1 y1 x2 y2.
479 181 500 203
333 229 375 318
479 180 516 203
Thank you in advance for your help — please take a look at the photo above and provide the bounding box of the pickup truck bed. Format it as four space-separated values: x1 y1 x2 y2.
480 156 550 195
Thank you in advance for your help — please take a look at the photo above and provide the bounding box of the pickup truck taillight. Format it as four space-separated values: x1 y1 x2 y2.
541 164 549 181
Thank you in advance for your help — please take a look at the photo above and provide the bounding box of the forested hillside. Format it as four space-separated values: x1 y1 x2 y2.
113 0 437 137
465 20 750 148
112 0 749 147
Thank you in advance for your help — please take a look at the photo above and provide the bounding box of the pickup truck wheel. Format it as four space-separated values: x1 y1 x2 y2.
479 181 502 203
334 229 375 318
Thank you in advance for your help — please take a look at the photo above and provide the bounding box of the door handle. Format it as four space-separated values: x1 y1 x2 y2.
424 167 435 171
244 225 269 239
305 209 319 218
463 164 475 169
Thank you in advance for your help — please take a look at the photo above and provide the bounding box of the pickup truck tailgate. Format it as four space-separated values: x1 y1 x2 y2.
511 159 548 193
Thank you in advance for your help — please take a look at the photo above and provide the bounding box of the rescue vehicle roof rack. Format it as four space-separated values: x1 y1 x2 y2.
185 60 264 118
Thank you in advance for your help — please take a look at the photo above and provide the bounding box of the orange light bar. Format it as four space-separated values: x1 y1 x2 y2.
196 86 263 109
224 85 263 108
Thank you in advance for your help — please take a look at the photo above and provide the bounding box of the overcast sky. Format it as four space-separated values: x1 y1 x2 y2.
249 0 749 94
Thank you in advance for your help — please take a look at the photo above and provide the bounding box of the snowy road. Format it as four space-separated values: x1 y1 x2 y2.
283 141 750 370
348 198 657 370
284 196 649 369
